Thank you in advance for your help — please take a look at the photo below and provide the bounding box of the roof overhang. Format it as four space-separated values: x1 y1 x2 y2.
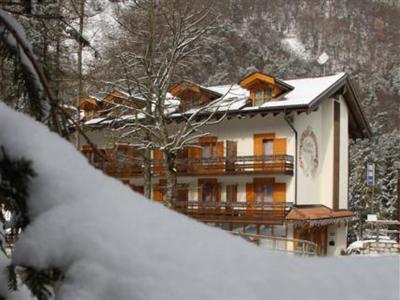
307 73 371 139
286 205 358 227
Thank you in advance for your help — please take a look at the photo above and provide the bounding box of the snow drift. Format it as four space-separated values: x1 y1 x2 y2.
0 102 398 300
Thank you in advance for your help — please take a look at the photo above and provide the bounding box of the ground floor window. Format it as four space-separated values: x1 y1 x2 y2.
258 224 287 250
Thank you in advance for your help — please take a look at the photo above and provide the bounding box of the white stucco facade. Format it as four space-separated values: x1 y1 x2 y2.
78 72 368 256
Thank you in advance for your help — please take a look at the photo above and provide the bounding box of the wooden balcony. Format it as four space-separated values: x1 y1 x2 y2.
82 147 294 177
172 201 293 225
173 155 294 176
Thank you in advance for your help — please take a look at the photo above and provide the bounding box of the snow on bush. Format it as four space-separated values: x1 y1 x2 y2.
0 102 398 299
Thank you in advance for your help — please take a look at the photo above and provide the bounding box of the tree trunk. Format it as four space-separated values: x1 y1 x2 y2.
54 0 63 101
165 152 177 207
75 0 85 149
143 147 152 199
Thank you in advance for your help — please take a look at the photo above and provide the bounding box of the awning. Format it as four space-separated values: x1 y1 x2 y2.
286 205 357 226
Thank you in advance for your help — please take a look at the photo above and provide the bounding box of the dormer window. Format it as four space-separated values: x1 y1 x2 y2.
182 95 201 111
239 71 294 107
169 80 222 112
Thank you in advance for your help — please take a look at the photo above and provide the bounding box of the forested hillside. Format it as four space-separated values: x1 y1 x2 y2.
186 0 399 131
79 0 400 131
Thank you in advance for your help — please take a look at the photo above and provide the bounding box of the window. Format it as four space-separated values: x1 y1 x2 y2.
181 95 201 111
273 225 286 237
88 110 95 119
263 140 273 156
202 184 217 202
188 95 200 107
199 178 219 203
254 90 263 106
259 225 287 250
255 184 273 203
253 86 272 106
202 143 216 158
116 147 128 163
93 149 106 165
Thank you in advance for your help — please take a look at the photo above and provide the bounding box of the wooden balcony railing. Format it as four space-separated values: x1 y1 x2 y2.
82 147 294 177
172 155 294 175
172 201 293 225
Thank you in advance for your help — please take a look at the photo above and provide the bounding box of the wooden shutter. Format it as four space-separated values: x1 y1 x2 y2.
176 148 188 173
272 182 286 203
216 141 224 157
197 179 205 202
153 149 163 174
127 145 134 159
253 135 263 156
153 186 162 202
153 149 163 160
153 179 166 202
177 185 188 202
216 183 222 202
226 141 237 157
188 147 202 158
104 148 116 174
273 138 287 155
133 185 144 195
188 146 202 174
177 148 188 158
246 183 256 202
226 184 238 202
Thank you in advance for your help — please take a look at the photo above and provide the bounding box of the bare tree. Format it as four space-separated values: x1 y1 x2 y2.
89 0 239 205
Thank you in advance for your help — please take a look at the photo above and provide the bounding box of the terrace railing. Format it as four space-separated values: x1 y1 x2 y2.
173 155 294 175
172 201 293 225
82 146 294 177
231 232 319 256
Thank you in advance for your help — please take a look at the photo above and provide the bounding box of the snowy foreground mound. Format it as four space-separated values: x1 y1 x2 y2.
0 102 399 300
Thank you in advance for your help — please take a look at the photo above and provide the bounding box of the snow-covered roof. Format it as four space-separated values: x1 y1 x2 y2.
177 73 346 114
83 72 370 138
177 73 347 115
206 84 249 99
260 72 347 108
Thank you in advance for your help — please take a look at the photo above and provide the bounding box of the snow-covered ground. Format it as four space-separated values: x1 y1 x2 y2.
0 102 399 299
